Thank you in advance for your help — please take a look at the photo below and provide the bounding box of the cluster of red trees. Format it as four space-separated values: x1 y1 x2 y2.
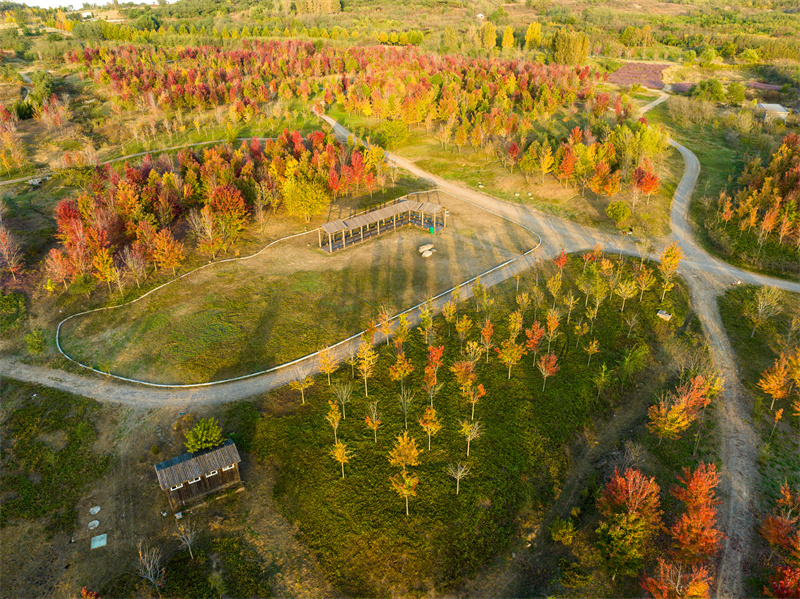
593 463 724 596
45 130 381 293
760 483 800 598
640 464 725 598
714 133 800 262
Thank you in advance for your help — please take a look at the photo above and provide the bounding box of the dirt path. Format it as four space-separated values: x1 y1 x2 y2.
667 137 764 599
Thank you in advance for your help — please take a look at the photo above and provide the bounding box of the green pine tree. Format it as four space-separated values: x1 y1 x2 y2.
185 417 224 453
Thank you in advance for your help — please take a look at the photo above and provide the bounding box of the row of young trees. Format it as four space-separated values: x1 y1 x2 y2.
287 245 686 517
709 133 800 272
44 130 384 294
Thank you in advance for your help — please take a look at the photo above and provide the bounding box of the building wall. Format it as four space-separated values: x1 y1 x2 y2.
165 464 241 509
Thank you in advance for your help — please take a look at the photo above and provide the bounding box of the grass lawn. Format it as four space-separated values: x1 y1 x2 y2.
644 102 740 202
329 106 680 238
242 252 692 596
58 192 539 384
0 380 113 533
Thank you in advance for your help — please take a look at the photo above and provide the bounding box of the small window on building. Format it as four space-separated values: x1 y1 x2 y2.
170 483 184 491
222 464 235 472
206 470 218 477
188 477 201 484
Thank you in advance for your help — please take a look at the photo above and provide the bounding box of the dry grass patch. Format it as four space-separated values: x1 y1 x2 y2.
59 194 538 384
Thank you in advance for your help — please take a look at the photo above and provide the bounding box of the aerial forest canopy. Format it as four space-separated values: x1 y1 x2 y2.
0 0 798 598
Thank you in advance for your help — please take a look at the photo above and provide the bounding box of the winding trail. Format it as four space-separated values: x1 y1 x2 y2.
2 94 798 596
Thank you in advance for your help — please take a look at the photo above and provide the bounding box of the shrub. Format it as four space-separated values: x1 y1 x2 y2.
550 516 577 545
24 329 44 355
606 200 631 226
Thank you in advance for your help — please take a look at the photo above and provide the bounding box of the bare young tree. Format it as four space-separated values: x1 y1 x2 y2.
460 419 483 457
782 314 800 350
332 380 353 419
174 522 198 559
121 245 147 288
747 286 783 338
608 440 647 475
625 312 639 339
0 223 23 280
186 207 216 257
397 387 416 430
446 462 471 495
136 540 165 591
289 365 314 404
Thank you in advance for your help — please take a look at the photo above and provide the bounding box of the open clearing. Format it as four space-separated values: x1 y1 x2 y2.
59 192 538 385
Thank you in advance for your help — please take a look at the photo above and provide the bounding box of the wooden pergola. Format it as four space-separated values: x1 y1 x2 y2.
319 199 447 253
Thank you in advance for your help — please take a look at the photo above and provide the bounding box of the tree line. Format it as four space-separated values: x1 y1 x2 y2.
708 133 800 275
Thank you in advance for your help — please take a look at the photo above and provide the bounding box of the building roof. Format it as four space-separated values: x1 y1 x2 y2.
154 439 240 490
757 103 789 113
321 199 444 236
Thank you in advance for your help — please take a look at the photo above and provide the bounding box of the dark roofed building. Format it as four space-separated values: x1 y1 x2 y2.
155 439 242 509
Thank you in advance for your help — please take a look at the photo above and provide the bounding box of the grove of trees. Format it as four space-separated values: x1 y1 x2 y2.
707 133 800 276
45 130 383 295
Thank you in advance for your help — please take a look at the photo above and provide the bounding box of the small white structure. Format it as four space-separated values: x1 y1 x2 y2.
418 244 434 253
476 13 485 19
757 103 790 122
90 534 107 549
422 250 433 258
80 11 93 19
657 310 672 322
